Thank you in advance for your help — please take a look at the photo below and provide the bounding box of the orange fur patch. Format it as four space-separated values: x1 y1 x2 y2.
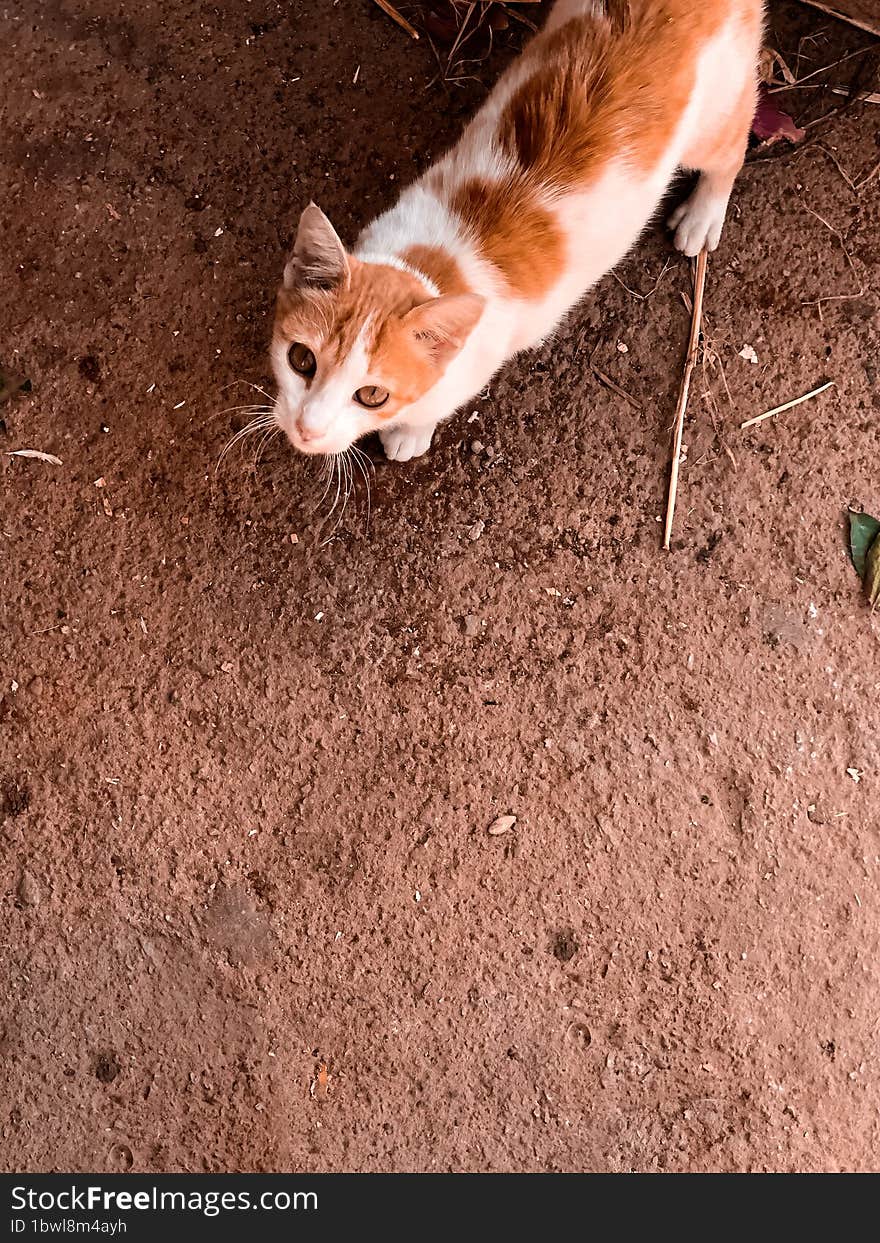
276 258 427 363
401 244 470 296
450 177 566 299
369 324 441 411
497 3 723 189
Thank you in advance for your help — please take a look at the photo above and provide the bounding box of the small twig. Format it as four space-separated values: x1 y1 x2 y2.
611 257 673 302
800 203 864 315
855 155 880 191
447 1 478 66
501 3 539 31
590 365 643 412
372 0 419 40
828 86 880 104
803 105 840 129
766 44 876 92
808 141 858 191
739 381 835 429
704 387 737 470
796 2 880 39
663 248 708 551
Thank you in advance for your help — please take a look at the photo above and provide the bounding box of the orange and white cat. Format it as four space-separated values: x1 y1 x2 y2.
271 0 763 461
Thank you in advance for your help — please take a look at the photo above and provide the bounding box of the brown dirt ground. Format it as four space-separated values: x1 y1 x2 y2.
1 0 879 1174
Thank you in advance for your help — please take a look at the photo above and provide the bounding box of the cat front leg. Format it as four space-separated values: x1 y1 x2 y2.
670 78 756 257
379 421 438 462
668 168 738 257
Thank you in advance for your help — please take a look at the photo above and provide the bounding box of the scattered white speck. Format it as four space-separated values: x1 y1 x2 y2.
846 768 862 783
414 890 421 902
315 611 324 621
808 602 818 619
214 226 224 237
738 344 758 364
173 400 186 410
617 341 628 353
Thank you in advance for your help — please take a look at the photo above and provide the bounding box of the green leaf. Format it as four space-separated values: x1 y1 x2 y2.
848 509 880 578
865 534 880 610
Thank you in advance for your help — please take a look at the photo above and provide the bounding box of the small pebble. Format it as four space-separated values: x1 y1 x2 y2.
462 615 481 638
470 440 484 454
468 519 485 541
17 869 40 908
488 814 517 836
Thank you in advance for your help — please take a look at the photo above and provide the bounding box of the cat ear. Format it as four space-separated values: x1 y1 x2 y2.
404 293 485 365
284 203 350 292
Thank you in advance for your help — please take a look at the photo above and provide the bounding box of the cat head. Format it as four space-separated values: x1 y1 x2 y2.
271 204 484 455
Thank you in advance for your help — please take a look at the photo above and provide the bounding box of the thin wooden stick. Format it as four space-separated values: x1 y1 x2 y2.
663 247 708 551
372 0 419 40
740 381 835 429
796 1 880 39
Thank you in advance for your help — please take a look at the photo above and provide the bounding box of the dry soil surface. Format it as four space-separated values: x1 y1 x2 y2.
1 1 879 1173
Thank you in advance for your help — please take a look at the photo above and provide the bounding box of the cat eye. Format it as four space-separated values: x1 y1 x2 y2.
288 342 316 377
353 385 389 409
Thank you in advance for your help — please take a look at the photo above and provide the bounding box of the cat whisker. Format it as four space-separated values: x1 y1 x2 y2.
216 412 278 471
320 452 353 545
219 379 276 403
253 424 282 469
205 402 272 428
350 445 372 532
316 453 337 508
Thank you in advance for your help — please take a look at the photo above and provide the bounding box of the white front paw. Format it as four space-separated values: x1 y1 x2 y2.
668 190 728 257
379 423 435 462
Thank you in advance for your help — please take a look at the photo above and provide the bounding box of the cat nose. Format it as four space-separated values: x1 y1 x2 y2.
295 419 319 443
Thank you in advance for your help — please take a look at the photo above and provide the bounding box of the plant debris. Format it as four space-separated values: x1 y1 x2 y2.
663 247 708 551
7 449 62 465
309 1061 331 1099
487 814 516 836
848 509 880 607
740 380 835 429
373 0 420 40
752 85 806 145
